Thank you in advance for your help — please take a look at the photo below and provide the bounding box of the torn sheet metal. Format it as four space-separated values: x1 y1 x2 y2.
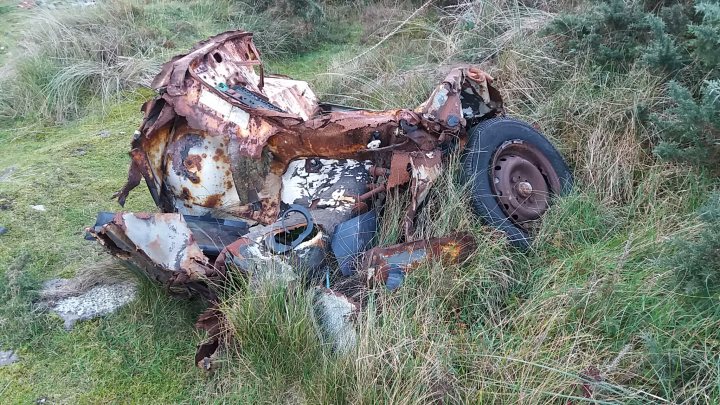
195 305 225 370
88 213 216 296
362 232 477 289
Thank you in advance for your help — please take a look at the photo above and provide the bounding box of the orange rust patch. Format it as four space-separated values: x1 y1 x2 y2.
204 193 222 207
184 155 203 173
180 187 192 200
212 148 230 164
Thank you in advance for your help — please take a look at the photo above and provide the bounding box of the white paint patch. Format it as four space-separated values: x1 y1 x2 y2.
263 77 318 120
199 89 250 130
281 159 361 206
30 205 46 211
228 106 250 128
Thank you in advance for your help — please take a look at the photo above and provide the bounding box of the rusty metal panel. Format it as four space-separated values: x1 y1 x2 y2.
89 213 213 291
362 232 477 288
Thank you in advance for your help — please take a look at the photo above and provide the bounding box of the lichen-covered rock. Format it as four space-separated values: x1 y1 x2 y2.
0 350 19 367
47 282 137 330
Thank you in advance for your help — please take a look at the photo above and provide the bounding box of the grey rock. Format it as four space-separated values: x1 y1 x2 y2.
0 166 16 182
98 130 111 138
314 288 358 355
0 226 7 235
50 282 137 330
0 350 19 366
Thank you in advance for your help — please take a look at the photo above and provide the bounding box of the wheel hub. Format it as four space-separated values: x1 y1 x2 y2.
516 181 533 198
491 141 561 229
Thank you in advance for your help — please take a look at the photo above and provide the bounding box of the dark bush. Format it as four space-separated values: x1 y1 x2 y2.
547 0 720 171
654 80 720 173
667 193 720 299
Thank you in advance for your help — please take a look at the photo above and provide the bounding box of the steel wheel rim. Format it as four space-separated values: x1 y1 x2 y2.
490 140 561 229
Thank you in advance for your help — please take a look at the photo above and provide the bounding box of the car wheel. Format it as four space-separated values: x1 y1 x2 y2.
462 117 572 249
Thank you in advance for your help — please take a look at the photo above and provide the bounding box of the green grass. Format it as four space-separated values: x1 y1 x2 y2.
0 97 216 402
1 0 719 403
0 0 22 67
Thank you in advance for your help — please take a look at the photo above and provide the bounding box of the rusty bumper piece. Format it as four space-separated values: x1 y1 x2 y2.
88 30 501 367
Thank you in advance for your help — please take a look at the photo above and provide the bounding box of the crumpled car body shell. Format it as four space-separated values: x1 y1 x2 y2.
87 30 504 366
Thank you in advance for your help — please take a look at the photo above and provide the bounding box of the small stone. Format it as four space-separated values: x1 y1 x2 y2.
51 282 137 330
72 148 86 156
42 278 70 291
30 205 46 211
313 288 358 354
0 350 19 366
0 198 12 211
0 226 7 235
0 166 16 182
98 130 111 138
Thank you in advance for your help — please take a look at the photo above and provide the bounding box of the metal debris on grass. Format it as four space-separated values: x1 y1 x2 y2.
84 30 570 367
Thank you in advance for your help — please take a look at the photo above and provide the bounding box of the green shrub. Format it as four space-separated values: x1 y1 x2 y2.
547 0 655 71
666 193 720 299
548 0 720 173
689 2 720 71
548 0 720 80
654 80 720 173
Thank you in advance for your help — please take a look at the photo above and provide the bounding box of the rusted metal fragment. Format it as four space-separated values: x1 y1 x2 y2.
362 232 477 289
88 213 215 296
195 305 226 370
404 150 443 237
387 152 412 189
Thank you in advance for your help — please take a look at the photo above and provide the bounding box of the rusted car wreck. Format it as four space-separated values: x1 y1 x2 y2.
87 31 572 365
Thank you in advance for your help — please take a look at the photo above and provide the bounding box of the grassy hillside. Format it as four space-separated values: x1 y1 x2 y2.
0 0 718 403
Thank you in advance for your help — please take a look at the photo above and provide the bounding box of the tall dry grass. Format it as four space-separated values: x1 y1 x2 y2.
0 0 341 123
209 0 719 403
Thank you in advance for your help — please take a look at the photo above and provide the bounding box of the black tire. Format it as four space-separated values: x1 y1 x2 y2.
462 117 572 249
